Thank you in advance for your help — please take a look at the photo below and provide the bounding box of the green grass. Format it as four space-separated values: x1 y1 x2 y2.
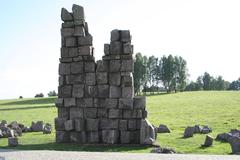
0 91 239 154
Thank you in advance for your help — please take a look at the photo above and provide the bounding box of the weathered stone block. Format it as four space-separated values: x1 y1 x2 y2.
133 96 146 109
76 98 93 107
102 130 119 144
123 43 133 54
71 62 83 74
111 29 120 41
142 110 148 118
59 76 65 86
85 73 96 85
62 21 74 28
184 126 195 138
55 118 67 131
96 72 108 84
123 110 132 119
69 48 78 57
60 57 72 63
97 108 108 118
109 60 121 72
133 109 143 119
78 35 92 46
58 107 69 118
86 119 99 131
56 131 70 143
109 86 121 98
65 37 77 47
109 73 121 86
75 119 85 131
70 107 83 119
66 74 84 84
61 8 73 21
128 119 137 131
88 131 99 143
119 120 128 131
122 75 133 87
120 131 130 144
96 60 108 72
70 131 87 143
74 26 85 36
72 4 84 20
109 109 122 119
119 98 133 109
104 44 110 55
99 98 118 108
61 28 74 37
72 84 84 98
120 30 131 42
59 63 70 75
121 60 133 72
61 47 69 58
73 56 83 62
8 137 18 147
98 85 109 98
110 41 122 54
122 87 134 98
55 98 64 107
85 85 97 97
100 119 119 129
31 121 44 132
140 119 156 145
64 120 74 131
84 108 97 118
78 46 93 56
64 98 76 107
58 85 72 98
84 62 95 72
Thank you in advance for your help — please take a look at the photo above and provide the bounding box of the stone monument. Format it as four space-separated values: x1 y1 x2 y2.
55 4 156 145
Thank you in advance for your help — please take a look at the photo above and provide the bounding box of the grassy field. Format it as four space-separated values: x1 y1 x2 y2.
0 91 239 154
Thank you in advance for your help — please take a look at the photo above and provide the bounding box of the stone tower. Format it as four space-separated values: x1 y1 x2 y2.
55 4 156 145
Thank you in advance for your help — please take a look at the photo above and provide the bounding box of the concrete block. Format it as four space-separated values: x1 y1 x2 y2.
109 73 121 86
70 62 83 74
72 84 84 98
58 85 72 98
102 130 119 144
64 98 76 107
64 120 74 131
97 85 109 98
70 107 83 119
85 73 96 85
109 86 121 98
59 63 70 75
84 108 97 118
86 119 99 131
119 98 133 109
109 60 121 72
96 72 108 84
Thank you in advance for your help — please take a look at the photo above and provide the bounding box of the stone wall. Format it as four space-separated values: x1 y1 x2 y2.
55 4 156 145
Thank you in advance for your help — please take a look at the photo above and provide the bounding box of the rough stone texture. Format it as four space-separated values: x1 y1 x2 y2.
31 121 44 132
8 137 18 147
229 136 240 154
183 126 195 138
56 4 155 145
202 135 213 147
157 124 171 133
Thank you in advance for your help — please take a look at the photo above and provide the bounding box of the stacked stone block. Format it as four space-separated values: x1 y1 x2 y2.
55 4 155 145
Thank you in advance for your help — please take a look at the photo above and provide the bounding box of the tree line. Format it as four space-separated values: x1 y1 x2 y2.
133 53 240 94
133 53 188 94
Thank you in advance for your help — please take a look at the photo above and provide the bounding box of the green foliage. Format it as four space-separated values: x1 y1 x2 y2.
48 90 57 97
35 93 44 98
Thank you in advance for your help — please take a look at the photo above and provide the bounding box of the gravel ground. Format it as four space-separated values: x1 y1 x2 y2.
0 150 239 160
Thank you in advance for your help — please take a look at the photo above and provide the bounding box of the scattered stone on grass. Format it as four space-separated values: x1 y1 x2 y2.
8 137 18 147
183 126 195 138
31 121 44 132
202 135 213 147
43 123 52 134
151 147 176 154
157 124 171 133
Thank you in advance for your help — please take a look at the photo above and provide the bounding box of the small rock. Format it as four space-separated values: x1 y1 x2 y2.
194 125 203 133
143 138 155 145
22 126 32 132
216 132 233 142
8 137 18 146
157 124 171 133
31 121 44 132
151 147 176 154
201 126 212 134
43 123 52 134
229 136 240 154
183 126 195 138
202 135 213 147
151 147 162 153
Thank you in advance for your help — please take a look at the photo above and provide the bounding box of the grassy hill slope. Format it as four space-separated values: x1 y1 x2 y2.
0 91 239 154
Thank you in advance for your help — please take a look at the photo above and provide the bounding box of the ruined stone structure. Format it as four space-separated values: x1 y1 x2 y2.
55 4 156 145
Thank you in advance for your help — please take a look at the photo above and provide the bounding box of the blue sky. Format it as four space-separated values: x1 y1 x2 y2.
0 0 240 99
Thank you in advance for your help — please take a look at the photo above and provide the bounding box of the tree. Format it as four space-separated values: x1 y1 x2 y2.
35 93 44 98
175 56 188 91
228 78 240 90
202 72 211 90
48 90 57 97
195 76 203 90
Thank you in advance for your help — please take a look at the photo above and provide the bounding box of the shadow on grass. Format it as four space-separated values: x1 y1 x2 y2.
0 97 56 106
2 142 150 152
0 105 54 111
